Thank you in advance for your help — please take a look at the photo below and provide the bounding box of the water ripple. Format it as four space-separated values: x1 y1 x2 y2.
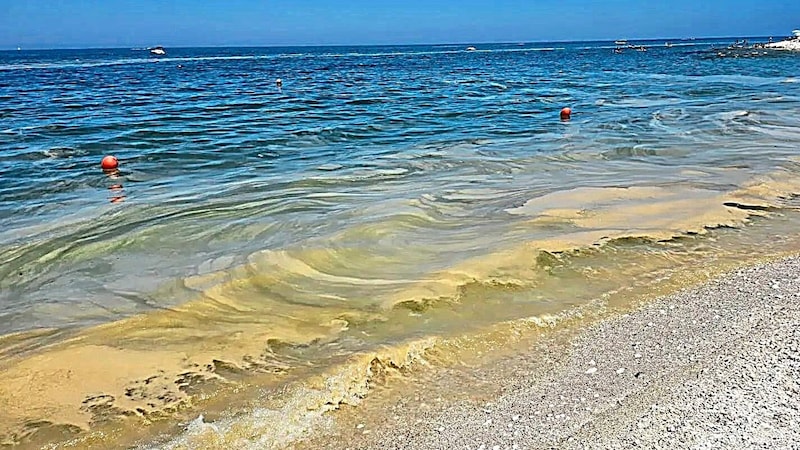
1 39 800 335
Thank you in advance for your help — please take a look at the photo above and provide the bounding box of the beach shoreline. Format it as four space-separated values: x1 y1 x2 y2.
306 255 800 449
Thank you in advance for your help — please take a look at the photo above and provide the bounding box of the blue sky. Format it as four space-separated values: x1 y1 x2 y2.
1 0 798 49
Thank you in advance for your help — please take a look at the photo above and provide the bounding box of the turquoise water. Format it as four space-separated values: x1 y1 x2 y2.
2 38 800 447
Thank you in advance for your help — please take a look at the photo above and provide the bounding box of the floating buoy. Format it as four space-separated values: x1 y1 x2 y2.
101 155 118 171
560 107 572 120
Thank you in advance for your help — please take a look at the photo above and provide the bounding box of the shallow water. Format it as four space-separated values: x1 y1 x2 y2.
2 38 800 447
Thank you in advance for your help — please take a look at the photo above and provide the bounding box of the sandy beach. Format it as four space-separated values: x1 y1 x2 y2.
308 255 800 449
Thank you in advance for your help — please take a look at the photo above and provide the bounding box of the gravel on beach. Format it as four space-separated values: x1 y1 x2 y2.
324 256 800 449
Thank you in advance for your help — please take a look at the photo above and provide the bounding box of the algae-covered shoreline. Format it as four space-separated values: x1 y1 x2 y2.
305 255 800 449
4 169 800 448
6 208 800 449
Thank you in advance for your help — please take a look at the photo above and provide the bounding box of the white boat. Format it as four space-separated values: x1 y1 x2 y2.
149 46 166 56
614 40 628 46
466 46 477 51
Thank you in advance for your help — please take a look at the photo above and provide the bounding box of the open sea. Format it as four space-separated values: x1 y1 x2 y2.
2 38 800 448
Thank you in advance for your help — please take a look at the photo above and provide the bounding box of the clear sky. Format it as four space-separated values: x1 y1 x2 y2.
1 0 798 49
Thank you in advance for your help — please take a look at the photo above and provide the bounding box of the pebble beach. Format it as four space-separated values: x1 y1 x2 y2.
313 255 800 449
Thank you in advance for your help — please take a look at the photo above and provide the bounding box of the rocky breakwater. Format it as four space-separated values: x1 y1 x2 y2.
766 39 800 50
766 30 800 50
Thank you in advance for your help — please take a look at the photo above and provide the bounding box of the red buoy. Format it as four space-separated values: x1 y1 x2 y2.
101 155 118 171
560 107 572 120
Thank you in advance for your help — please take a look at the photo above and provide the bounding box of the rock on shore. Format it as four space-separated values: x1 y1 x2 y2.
766 39 800 50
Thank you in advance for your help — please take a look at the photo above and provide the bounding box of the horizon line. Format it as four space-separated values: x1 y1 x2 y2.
0 33 779 52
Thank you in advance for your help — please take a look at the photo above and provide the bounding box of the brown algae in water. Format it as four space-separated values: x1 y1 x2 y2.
3 171 800 448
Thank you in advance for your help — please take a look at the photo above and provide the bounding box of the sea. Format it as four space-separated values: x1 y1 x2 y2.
2 38 800 448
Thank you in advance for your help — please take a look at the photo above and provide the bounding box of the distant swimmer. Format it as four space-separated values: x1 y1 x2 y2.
276 78 283 88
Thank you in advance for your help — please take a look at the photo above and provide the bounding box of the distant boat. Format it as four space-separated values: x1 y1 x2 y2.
149 46 166 56
17 47 21 51
614 40 628 46
665 42 673 48
466 46 477 51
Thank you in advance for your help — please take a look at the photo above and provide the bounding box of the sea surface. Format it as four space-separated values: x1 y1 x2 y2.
2 38 800 448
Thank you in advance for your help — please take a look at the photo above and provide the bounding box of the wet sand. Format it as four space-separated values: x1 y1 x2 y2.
314 255 800 449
